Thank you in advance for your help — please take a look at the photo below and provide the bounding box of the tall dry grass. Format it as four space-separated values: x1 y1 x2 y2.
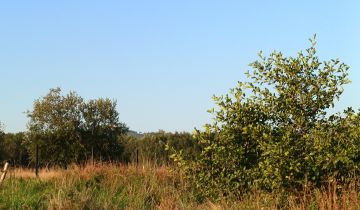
1 163 360 209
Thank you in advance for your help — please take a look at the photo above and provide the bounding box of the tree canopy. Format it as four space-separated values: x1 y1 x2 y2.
27 88 128 167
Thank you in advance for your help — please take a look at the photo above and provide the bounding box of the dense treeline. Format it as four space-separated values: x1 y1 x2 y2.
121 131 200 165
0 88 198 168
0 132 29 166
0 122 198 168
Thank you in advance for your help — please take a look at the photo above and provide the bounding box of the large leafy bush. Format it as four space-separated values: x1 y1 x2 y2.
171 36 360 198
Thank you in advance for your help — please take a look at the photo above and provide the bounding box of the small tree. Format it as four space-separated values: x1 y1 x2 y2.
171 36 360 199
27 88 84 167
81 98 128 162
27 88 128 167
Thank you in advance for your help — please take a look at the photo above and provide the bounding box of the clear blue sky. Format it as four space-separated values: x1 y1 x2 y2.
1 1 359 133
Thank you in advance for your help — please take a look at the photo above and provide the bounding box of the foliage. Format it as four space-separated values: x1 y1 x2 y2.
121 131 200 165
81 98 128 162
27 88 128 167
171 36 360 198
27 88 84 167
1 132 29 166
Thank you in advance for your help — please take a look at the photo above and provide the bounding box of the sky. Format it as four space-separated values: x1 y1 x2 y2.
0 1 359 133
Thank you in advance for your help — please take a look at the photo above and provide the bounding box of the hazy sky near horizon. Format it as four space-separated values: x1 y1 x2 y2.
1 1 359 133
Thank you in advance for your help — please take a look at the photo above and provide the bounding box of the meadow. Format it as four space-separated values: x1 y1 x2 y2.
1 163 360 210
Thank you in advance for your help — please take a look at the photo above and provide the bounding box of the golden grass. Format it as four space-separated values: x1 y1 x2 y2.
3 163 360 209
11 167 64 179
11 162 174 180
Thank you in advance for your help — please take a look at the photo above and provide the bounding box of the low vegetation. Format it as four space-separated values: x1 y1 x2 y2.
1 163 360 209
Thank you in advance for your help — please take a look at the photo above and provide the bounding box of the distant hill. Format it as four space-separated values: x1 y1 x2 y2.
126 130 144 138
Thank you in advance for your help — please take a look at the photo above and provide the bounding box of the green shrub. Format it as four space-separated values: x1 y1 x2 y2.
171 36 360 198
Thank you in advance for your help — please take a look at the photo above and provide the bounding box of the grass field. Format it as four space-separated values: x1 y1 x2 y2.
1 163 360 209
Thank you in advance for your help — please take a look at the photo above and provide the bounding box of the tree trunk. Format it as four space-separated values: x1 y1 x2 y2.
35 143 39 177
